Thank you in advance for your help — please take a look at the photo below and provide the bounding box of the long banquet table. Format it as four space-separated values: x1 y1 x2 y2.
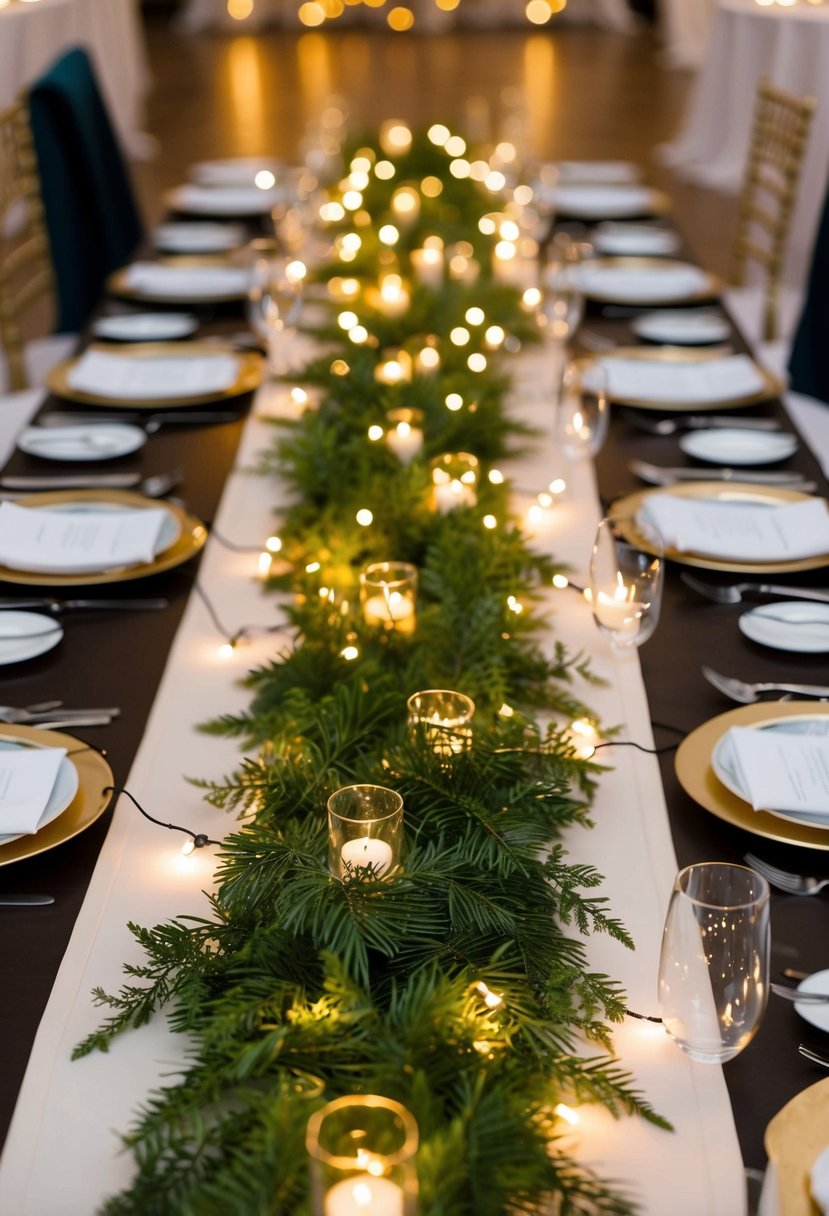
0 226 828 1213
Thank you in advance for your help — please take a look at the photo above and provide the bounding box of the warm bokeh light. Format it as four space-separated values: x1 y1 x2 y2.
526 0 554 21
298 1 326 25
388 5 415 28
226 0 253 18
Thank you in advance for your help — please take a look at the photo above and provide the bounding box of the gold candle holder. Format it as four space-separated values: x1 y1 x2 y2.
407 689 475 755
306 1094 419 1215
327 784 404 879
430 452 479 514
360 562 418 634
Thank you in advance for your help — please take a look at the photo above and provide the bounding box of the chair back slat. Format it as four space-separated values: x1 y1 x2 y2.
731 77 816 342
0 99 55 392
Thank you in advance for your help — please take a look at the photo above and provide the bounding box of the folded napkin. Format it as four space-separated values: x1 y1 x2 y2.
67 348 239 400
0 501 170 574
726 725 829 815
124 261 250 300
813 1147 829 1214
0 747 67 835
638 494 829 561
600 353 764 403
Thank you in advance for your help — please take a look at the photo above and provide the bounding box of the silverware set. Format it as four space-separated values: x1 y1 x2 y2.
745 853 829 897
38 409 240 433
629 457 814 490
681 572 829 605
0 700 120 727
622 411 782 436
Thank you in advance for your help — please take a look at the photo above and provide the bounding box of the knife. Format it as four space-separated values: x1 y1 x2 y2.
629 459 816 489
0 598 169 613
38 410 241 428
20 714 117 729
0 895 54 906
0 473 143 491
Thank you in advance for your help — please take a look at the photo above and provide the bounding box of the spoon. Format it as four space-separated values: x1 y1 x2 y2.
0 470 183 498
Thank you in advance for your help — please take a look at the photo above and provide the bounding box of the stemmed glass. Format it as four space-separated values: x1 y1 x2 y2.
658 862 770 1064
537 234 587 347
554 360 609 460
246 240 304 375
589 516 663 650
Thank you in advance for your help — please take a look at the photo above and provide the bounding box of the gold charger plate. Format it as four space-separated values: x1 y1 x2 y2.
0 724 114 866
0 489 207 587
675 702 829 851
764 1077 829 1216
577 256 723 304
609 482 829 574
107 254 250 304
585 344 783 411
47 341 262 410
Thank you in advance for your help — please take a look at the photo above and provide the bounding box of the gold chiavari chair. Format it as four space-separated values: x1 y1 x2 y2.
0 98 67 394
730 77 816 344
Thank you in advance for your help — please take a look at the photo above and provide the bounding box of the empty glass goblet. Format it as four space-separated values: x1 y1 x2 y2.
536 234 587 347
246 240 304 374
555 360 609 460
589 516 663 650
658 862 770 1064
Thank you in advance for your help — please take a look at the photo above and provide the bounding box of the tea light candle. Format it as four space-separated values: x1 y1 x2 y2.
411 246 444 288
339 837 394 878
379 273 410 317
593 580 646 641
407 689 475 756
362 590 416 633
384 411 423 462
433 479 476 513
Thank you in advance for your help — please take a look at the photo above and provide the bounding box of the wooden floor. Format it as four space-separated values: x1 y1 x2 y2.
136 13 737 275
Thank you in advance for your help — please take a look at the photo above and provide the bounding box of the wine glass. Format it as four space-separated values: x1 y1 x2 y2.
536 234 587 347
658 863 770 1064
246 240 304 374
554 360 609 459
589 517 663 650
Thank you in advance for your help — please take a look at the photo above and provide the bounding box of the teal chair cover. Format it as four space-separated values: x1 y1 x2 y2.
29 46 143 333
788 170 829 404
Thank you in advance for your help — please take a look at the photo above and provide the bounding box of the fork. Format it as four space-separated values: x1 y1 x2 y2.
770 983 829 1004
620 411 781 436
799 1044 829 1067
681 571 829 605
745 851 829 896
702 665 829 702
0 705 120 724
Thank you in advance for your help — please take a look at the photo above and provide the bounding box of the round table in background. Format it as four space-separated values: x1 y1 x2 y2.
660 0 829 285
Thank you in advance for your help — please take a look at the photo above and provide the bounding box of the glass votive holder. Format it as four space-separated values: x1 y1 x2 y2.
384 409 424 465
306 1094 419 1215
327 784 404 879
360 562 418 634
430 452 479 514
407 689 475 756
589 517 664 651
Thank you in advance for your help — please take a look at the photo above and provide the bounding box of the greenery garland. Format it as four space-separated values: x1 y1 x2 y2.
79 128 667 1215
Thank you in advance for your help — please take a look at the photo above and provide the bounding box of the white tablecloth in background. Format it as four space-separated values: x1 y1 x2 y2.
659 0 717 68
0 330 744 1214
0 0 151 158
660 0 829 286
179 0 633 34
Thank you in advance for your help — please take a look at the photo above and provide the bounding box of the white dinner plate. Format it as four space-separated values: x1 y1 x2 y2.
540 184 670 220
679 428 799 466
17 423 148 463
153 222 247 254
0 739 78 846
576 259 720 305
631 309 731 345
592 224 681 257
190 157 283 187
553 160 641 185
792 970 829 1032
739 601 829 654
0 612 63 666
712 716 829 828
165 183 284 217
91 313 198 342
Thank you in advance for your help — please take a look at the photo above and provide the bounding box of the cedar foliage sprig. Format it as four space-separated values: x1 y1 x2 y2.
82 128 666 1215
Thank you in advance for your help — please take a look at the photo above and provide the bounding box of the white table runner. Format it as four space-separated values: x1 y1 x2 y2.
0 356 745 1214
